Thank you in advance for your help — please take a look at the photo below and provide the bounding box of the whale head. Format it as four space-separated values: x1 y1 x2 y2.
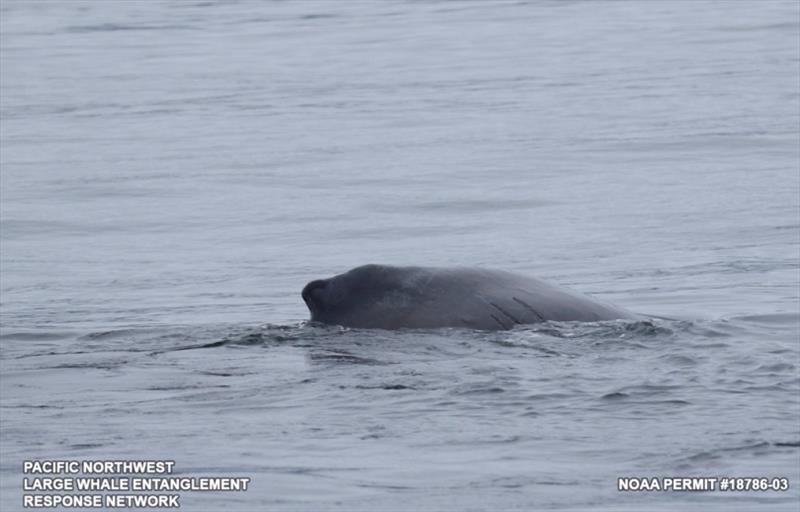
301 264 419 328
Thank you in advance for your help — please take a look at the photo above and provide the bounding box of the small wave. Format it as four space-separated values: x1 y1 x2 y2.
411 197 552 213
729 313 800 325
148 323 310 355
147 384 230 391
298 13 337 21
718 21 800 33
354 384 415 391
44 360 129 371
676 440 792 468
451 383 506 396
496 319 681 356
80 329 150 340
540 319 674 338
754 362 796 373
485 319 677 350
0 331 76 342
65 23 194 33
600 389 691 407
307 350 386 365
655 354 698 367
599 384 691 407
66 443 105 450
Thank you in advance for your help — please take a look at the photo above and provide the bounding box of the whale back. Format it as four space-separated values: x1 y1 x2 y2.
302 265 636 330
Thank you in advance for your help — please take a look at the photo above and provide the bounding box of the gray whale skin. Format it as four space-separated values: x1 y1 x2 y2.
302 264 636 330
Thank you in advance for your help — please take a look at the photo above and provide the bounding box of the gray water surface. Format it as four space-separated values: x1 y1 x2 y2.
1 0 799 510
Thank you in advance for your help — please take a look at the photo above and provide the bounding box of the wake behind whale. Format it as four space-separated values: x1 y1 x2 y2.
302 264 638 330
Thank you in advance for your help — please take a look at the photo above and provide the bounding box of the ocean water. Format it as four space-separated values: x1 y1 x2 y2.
1 0 799 510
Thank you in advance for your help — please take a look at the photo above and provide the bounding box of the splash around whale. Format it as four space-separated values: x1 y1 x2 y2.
302 264 637 330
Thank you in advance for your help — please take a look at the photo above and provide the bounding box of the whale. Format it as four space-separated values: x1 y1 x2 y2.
301 264 637 330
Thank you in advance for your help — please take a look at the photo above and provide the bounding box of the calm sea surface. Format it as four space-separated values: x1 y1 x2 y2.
1 0 799 510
